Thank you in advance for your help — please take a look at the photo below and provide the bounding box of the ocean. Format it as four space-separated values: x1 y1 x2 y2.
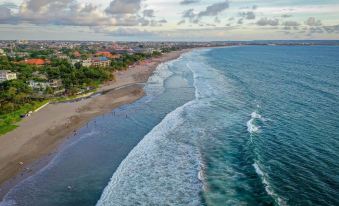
1 46 339 206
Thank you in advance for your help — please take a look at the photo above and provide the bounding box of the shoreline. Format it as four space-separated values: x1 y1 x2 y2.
0 49 191 199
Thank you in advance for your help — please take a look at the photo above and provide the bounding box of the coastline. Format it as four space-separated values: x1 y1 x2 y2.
0 49 190 199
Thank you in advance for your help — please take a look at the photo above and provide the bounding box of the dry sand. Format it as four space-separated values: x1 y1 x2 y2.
0 49 189 198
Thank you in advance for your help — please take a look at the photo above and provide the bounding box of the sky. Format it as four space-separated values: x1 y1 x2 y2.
0 0 339 41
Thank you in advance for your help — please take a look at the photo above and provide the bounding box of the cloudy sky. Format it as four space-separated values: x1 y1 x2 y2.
0 0 339 41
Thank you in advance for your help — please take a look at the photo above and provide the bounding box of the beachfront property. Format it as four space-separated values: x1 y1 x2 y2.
82 57 111 68
28 80 50 90
133 47 160 54
82 59 93 67
28 79 62 90
95 51 121 59
0 70 17 82
91 57 111 68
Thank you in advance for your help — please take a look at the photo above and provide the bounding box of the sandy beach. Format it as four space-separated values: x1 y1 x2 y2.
0 49 189 198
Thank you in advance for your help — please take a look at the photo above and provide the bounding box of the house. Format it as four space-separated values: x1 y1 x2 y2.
28 80 50 90
95 51 114 58
32 71 48 80
0 49 6 56
71 59 81 66
82 59 92 67
16 52 29 58
73 51 81 58
0 70 17 82
111 54 121 59
28 79 62 89
22 58 46 65
56 54 70 60
91 57 111 68
49 79 62 88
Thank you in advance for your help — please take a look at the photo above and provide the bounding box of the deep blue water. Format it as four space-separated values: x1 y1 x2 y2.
1 46 339 206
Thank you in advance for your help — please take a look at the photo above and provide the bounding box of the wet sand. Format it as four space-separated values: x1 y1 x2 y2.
0 49 189 199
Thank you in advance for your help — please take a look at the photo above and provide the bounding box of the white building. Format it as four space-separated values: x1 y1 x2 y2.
0 49 5 56
28 80 50 90
0 70 17 82
71 59 81 66
28 79 62 90
82 59 92 67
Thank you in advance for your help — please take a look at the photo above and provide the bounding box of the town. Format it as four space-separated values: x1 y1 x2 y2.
0 40 207 135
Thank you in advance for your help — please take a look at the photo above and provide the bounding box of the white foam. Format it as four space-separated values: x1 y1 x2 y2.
247 111 262 134
97 49 238 205
96 51 214 206
96 99 203 206
253 162 288 206
144 62 173 97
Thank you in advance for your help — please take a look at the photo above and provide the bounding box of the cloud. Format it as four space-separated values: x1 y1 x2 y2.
177 20 185 25
180 0 200 5
25 0 72 12
305 17 322 26
180 0 229 24
239 11 255 20
0 0 117 26
181 8 198 23
256 17 279 26
105 0 141 15
282 21 300 31
143 9 154 18
0 6 12 21
0 2 18 9
283 21 300 27
323 25 339 33
0 0 167 27
198 0 229 18
281 14 292 18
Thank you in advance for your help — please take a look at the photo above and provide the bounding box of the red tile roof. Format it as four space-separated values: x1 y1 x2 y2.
73 51 81 57
95 51 113 58
23 59 46 65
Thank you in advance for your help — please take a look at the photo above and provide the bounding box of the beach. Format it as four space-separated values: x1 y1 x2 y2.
0 49 189 198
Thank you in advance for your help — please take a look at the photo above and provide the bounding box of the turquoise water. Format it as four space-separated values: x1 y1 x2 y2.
2 46 339 206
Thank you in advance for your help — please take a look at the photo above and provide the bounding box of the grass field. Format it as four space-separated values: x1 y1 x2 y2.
0 100 49 136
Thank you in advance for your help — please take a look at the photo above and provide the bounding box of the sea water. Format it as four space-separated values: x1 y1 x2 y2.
2 46 339 206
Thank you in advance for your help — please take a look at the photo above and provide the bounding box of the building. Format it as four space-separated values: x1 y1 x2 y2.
15 52 29 58
0 70 17 82
95 51 114 58
22 58 46 65
82 59 92 67
91 57 111 68
56 54 70 60
71 59 81 66
73 51 81 58
49 79 62 88
28 80 50 90
0 49 6 56
28 79 62 89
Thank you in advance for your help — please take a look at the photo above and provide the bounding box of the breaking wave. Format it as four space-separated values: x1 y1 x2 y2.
247 111 263 134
